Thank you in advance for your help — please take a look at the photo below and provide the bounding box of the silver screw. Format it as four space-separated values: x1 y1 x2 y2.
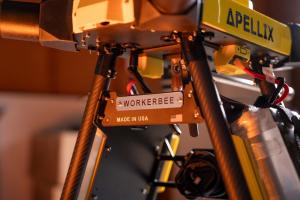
98 116 104 120
141 188 148 195
85 32 91 38
194 111 200 118
105 146 112 152
155 145 160 152
188 90 193 98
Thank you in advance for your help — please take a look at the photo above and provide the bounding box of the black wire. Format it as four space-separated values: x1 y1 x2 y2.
268 77 285 105
128 66 152 93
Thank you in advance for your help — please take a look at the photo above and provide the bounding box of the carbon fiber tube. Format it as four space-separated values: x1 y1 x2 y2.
61 74 107 200
182 36 251 200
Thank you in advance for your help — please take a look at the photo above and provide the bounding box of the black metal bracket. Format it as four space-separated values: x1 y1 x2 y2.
94 48 124 127
152 181 177 188
95 44 124 78
148 138 185 192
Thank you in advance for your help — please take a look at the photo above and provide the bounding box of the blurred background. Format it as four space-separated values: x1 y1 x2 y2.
1 0 300 200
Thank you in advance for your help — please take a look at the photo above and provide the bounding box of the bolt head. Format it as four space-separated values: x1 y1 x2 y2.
188 35 194 41
155 145 160 152
194 111 200 118
105 146 112 152
98 116 104 120
141 188 148 195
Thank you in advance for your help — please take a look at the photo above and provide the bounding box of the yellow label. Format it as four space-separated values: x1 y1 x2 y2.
202 0 291 56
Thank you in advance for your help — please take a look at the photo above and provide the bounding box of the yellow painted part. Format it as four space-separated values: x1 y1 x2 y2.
232 135 265 200
203 0 291 56
214 44 250 75
157 134 180 193
72 0 135 33
138 55 164 79
233 0 249 7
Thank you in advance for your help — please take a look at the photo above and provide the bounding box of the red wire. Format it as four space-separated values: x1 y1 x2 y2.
274 83 289 105
242 67 289 105
126 80 137 95
243 67 266 80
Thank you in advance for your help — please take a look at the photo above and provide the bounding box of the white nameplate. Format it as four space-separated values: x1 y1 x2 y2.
116 92 183 111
